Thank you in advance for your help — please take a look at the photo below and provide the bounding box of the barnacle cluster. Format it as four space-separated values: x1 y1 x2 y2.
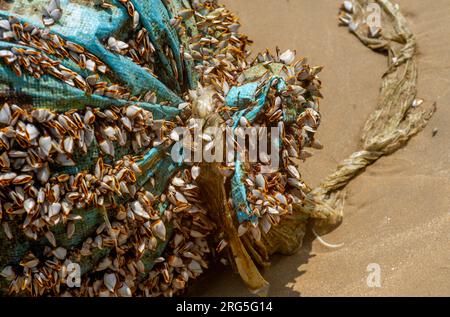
0 0 323 296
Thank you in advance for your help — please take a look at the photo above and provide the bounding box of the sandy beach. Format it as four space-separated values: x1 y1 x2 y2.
193 0 450 296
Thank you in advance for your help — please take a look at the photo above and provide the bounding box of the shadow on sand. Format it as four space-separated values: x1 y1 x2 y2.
188 226 317 297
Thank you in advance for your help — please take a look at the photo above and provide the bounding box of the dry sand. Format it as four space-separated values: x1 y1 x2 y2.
192 0 450 296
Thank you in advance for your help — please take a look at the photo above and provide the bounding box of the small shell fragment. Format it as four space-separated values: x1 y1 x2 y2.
412 99 424 108
151 219 166 241
343 1 354 13
104 273 117 292
191 166 200 180
279 49 296 65
53 247 67 260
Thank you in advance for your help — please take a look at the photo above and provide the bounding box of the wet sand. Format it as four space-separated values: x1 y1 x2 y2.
193 0 450 296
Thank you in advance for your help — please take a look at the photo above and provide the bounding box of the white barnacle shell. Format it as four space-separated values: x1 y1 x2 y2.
191 166 200 180
63 136 74 153
171 177 185 187
117 283 132 297
47 0 61 13
53 247 67 260
26 124 40 140
45 231 57 247
126 105 141 118
23 198 36 214
238 223 248 236
343 1 353 13
133 12 140 29
188 260 203 274
107 37 117 48
412 99 424 108
192 86 216 119
0 266 15 280
0 50 13 58
0 103 11 124
151 219 166 241
0 20 11 31
131 201 149 219
104 273 117 292
255 174 266 191
287 165 301 180
175 191 188 204
348 21 359 32
279 49 296 65
274 192 288 205
50 8 62 21
369 26 381 38
339 13 352 25
56 153 75 166
49 202 61 217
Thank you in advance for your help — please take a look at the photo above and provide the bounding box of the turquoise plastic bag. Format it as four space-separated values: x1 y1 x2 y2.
0 0 198 108
0 0 195 283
